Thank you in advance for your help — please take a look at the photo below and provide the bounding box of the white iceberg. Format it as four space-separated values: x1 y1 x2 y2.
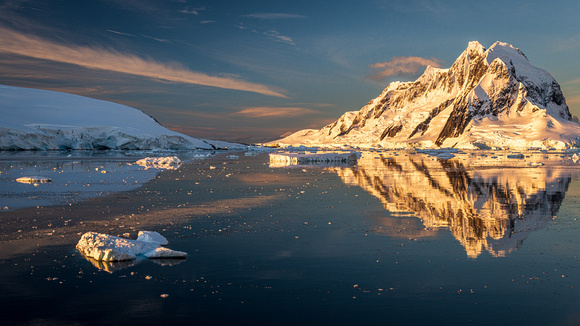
135 156 182 169
76 231 187 262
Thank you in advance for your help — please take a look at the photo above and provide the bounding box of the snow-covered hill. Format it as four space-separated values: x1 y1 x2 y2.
273 41 580 150
0 85 240 150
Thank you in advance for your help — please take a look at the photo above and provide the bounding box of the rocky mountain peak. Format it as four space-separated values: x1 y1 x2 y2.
273 41 580 150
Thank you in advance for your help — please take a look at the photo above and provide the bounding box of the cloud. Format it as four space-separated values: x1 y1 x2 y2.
235 23 295 46
233 107 318 118
367 56 441 81
245 13 306 20
0 27 287 98
264 30 295 45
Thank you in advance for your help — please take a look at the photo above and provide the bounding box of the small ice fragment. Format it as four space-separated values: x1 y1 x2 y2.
16 176 52 184
137 231 169 245
136 156 181 169
144 247 188 259
227 155 240 159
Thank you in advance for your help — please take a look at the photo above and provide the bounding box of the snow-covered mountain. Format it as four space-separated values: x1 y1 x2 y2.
0 85 240 150
273 41 580 150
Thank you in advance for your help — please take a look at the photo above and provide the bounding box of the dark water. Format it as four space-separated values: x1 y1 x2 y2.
1 150 580 325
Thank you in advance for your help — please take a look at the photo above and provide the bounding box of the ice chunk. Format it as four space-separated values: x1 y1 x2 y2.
227 155 240 159
144 247 188 258
16 176 52 183
136 156 181 169
76 231 187 262
137 230 169 245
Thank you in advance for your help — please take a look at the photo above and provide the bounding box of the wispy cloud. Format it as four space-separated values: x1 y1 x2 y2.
106 29 135 37
245 13 306 20
366 56 441 81
264 30 295 45
233 107 317 118
0 27 287 97
236 23 295 46
179 6 206 15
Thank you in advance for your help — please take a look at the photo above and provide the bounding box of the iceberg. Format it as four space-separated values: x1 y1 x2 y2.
135 156 182 169
76 231 187 262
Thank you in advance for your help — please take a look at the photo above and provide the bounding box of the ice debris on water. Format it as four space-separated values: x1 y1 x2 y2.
76 231 187 262
269 152 358 166
135 156 181 169
16 176 52 184
227 155 240 159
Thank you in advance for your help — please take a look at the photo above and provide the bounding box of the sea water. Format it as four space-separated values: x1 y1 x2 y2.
1 150 580 325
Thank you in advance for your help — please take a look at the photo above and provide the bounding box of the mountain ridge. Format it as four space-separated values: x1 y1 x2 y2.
273 41 580 150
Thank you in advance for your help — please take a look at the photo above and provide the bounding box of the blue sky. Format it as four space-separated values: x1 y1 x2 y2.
1 0 579 142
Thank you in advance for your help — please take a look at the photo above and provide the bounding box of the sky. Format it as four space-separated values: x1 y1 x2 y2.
1 0 579 143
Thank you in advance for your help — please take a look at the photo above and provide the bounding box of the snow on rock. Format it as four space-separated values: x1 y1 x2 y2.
270 41 580 150
16 176 52 183
0 85 243 150
269 152 358 166
137 230 169 246
76 231 187 262
136 156 182 169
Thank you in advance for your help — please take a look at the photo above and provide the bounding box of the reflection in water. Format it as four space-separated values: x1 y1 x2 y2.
331 152 574 258
82 254 186 273
83 255 138 273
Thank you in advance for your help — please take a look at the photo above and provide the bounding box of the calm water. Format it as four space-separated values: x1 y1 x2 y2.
1 150 580 325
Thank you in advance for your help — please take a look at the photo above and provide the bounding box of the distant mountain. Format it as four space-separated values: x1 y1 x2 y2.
0 85 241 150
273 41 580 150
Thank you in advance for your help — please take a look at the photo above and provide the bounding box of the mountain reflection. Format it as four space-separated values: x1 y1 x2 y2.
331 152 573 258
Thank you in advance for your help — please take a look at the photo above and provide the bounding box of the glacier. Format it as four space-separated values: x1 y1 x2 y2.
0 85 242 150
271 41 580 150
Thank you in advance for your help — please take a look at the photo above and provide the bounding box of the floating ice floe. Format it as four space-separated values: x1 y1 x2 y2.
136 230 169 245
76 231 187 262
269 152 358 167
227 155 240 159
16 176 52 184
136 156 182 169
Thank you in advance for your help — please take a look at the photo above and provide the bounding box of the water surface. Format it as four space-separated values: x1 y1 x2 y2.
1 150 580 325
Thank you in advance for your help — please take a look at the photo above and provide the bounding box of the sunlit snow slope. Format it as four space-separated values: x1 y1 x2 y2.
0 85 238 150
273 41 580 150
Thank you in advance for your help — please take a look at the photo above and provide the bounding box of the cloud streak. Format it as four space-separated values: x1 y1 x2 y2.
233 107 317 118
0 27 287 98
367 56 441 81
245 13 307 20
